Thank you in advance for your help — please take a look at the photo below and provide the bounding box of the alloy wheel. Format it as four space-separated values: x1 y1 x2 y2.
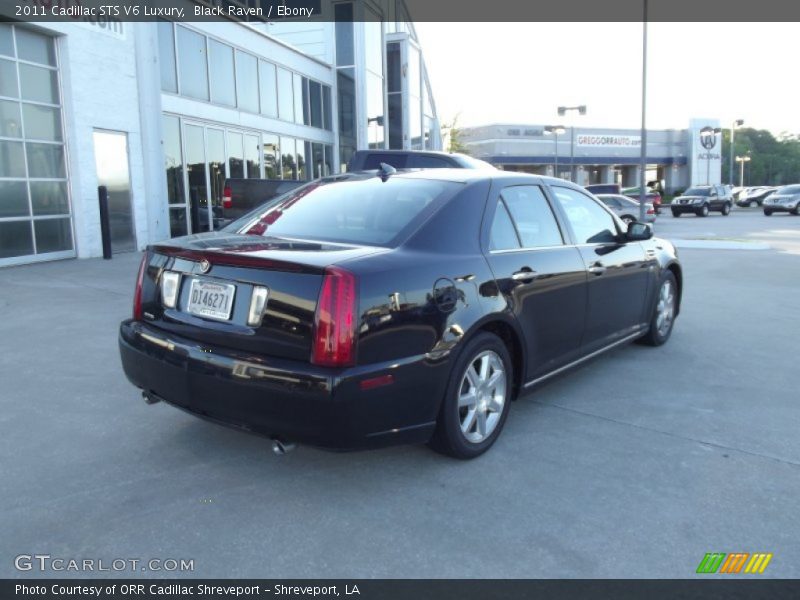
457 350 506 444
655 279 676 338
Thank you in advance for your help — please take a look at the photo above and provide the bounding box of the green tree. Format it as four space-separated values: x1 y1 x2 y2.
442 113 470 154
721 128 800 186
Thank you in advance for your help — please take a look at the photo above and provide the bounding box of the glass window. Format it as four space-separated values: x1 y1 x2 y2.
599 196 621 209
162 115 185 205
334 3 354 66
177 26 208 101
169 207 188 238
501 186 564 248
0 58 18 97
34 218 72 253
322 85 332 131
15 28 55 66
276 67 293 121
184 124 208 231
337 68 356 164
293 73 304 124
308 80 322 128
552 186 618 244
388 93 402 150
30 181 69 215
0 23 14 57
0 180 29 217
323 144 333 177
19 64 58 104
263 134 279 179
280 137 296 180
407 155 451 168
245 134 260 178
0 100 22 137
387 43 401 93
297 140 307 181
207 128 226 222
0 221 34 259
229 177 459 247
209 39 235 106
26 143 65 178
366 71 384 148
228 131 244 178
310 142 324 179
235 50 258 113
22 104 61 141
157 21 177 93
0 140 26 177
490 201 521 251
258 60 277 117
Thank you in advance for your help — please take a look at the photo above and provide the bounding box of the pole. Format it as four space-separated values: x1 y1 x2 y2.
98 185 112 260
707 151 711 185
729 124 735 186
569 126 575 182
638 0 648 223
739 160 744 187
554 132 559 178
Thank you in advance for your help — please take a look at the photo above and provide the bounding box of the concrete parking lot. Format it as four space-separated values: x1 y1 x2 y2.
1 208 799 579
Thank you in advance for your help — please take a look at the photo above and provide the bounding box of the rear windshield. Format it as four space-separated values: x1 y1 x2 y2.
223 177 461 247
684 187 711 196
777 185 800 195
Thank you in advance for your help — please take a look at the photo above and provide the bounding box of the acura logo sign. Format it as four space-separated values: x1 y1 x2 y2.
699 126 719 150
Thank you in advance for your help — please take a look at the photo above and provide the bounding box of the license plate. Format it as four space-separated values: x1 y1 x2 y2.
187 279 236 321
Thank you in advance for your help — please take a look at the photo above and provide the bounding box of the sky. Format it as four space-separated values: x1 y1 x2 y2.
414 22 799 136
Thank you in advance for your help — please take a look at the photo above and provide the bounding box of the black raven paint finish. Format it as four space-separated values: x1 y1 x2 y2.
119 170 682 458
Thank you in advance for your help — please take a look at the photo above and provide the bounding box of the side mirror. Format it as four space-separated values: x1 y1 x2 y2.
626 221 653 241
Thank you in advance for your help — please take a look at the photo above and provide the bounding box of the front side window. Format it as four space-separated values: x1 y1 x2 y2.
552 186 618 244
500 186 563 248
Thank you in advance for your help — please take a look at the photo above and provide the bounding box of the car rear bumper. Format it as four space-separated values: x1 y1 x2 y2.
119 320 444 450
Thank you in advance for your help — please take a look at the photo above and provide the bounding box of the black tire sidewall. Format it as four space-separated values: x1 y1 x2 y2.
432 332 513 459
647 272 678 346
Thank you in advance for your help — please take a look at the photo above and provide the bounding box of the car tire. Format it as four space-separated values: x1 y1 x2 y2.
672 210 680 218
721 203 731 216
429 332 513 459
696 205 709 217
764 210 772 216
792 206 800 216
638 271 678 347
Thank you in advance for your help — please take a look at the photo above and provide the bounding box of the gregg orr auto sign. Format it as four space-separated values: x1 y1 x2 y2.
577 134 641 147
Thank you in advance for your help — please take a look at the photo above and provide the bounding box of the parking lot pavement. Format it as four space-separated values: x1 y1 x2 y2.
1 221 799 579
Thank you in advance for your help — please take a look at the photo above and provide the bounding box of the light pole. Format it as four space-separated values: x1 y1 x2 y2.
735 155 751 188
544 125 566 178
700 126 722 185
729 119 744 186
638 0 648 223
557 104 586 182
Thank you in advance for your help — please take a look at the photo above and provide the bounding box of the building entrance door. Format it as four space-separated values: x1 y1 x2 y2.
93 130 135 253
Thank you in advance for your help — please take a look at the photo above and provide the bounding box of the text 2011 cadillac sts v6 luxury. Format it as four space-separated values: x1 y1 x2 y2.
119 170 682 459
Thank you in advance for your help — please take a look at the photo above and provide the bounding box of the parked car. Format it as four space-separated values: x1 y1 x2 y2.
596 194 656 224
622 186 663 214
736 186 777 208
347 149 496 172
584 183 622 195
670 185 733 217
119 170 682 459
222 178 305 221
763 184 800 216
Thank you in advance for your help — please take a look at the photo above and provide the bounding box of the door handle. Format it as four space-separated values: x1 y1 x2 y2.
588 262 607 276
512 268 537 282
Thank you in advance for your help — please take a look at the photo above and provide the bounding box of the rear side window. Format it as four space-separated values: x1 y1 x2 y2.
489 201 521 251
229 177 460 246
406 155 453 168
552 186 618 244
500 186 563 248
361 153 408 170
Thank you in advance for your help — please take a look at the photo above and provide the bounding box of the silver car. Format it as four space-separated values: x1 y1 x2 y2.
596 194 656 224
763 184 800 216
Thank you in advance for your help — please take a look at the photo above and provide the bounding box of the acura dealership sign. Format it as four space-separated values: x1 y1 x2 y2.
576 134 641 147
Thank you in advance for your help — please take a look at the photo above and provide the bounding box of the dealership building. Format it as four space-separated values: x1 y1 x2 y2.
0 1 440 267
461 119 723 193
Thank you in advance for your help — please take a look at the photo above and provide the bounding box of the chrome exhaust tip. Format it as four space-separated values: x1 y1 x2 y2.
271 438 296 455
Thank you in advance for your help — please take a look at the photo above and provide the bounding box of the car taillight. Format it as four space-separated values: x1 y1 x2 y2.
223 186 232 209
311 266 357 367
647 208 655 215
133 253 147 320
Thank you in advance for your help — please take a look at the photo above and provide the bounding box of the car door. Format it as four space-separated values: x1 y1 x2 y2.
549 185 650 351
483 184 587 380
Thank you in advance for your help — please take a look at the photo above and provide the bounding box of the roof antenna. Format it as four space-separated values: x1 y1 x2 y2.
378 162 396 182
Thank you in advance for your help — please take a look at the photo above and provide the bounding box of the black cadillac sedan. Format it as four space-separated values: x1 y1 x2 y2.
119 170 682 459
